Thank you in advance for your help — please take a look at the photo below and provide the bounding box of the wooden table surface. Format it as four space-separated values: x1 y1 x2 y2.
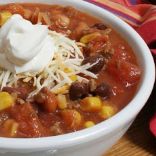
104 83 156 156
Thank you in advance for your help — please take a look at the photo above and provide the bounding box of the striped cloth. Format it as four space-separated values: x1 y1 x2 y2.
84 0 156 137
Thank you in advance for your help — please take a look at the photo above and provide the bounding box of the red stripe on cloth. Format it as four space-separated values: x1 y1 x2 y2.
137 21 156 45
141 7 156 22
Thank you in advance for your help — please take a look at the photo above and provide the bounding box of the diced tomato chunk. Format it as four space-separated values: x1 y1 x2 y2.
112 85 124 96
88 36 108 54
107 59 141 87
10 103 49 137
49 24 69 35
114 46 131 61
61 110 82 130
119 61 141 85
34 87 58 113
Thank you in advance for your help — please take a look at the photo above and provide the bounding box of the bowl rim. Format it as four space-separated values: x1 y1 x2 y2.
0 0 155 150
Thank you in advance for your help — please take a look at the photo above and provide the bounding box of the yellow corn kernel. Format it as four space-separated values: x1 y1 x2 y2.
80 97 102 112
80 32 101 44
70 75 77 81
84 121 95 128
61 109 82 129
57 94 68 109
71 110 82 129
3 119 19 137
0 11 12 26
63 68 77 81
0 92 14 111
64 67 73 73
99 105 115 119
52 85 69 94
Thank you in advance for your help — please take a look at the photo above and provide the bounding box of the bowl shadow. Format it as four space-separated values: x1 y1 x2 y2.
125 84 156 155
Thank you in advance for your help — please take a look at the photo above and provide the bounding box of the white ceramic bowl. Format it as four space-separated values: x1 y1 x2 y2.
0 0 155 156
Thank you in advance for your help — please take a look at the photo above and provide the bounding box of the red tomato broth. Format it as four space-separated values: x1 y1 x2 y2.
0 3 141 138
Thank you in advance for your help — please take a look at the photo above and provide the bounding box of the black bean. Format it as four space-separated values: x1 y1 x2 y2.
92 23 107 30
95 83 111 99
69 81 89 100
82 54 105 73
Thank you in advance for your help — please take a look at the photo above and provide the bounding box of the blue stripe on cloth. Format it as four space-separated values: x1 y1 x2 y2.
130 0 138 5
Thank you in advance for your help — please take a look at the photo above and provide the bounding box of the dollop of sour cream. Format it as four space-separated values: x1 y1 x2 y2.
0 14 55 73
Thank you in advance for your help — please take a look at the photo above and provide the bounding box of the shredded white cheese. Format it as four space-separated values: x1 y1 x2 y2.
0 30 97 97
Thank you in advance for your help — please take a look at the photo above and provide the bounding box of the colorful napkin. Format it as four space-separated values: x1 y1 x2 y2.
84 0 156 136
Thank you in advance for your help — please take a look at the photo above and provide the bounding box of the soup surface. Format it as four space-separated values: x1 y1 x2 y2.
0 3 141 138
